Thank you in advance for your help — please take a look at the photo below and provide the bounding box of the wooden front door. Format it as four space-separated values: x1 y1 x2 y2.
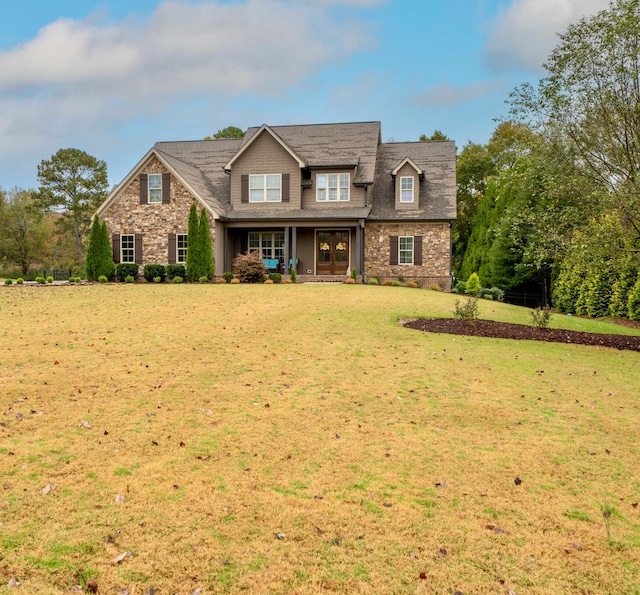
317 230 349 275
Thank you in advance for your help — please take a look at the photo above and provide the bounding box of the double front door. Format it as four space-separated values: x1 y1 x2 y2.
317 230 349 275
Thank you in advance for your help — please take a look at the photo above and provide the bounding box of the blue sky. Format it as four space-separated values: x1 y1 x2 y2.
0 0 608 190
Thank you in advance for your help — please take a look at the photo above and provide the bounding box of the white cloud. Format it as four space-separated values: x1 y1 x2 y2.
484 0 609 72
0 0 377 186
413 80 502 108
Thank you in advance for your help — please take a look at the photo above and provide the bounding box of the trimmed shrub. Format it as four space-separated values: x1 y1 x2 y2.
4 278 13 285
172 276 184 284
232 251 266 283
153 276 161 283
143 264 166 283
99 275 109 283
479 287 504 302
68 278 75 284
16 278 24 284
391 280 403 287
268 273 282 284
116 263 138 282
290 269 297 284
199 275 208 283
36 277 46 284
222 272 234 283
46 276 54 284
166 264 185 281
185 203 200 282
465 272 480 295
351 267 357 281
368 278 379 285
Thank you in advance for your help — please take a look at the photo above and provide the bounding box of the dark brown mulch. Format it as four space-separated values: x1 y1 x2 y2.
403 318 640 352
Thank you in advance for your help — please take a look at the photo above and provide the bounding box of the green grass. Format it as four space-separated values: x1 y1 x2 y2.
0 283 639 593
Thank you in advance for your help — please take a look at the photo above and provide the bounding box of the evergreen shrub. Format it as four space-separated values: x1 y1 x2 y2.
199 276 208 283
124 275 134 283
628 276 640 321
290 269 297 283
99 275 109 283
116 263 138 282
143 264 165 283
16 278 24 284
4 278 13 285
465 273 481 295
166 264 185 281
268 273 282 283
222 272 234 283
172 276 184 284
368 278 379 285
46 276 54 283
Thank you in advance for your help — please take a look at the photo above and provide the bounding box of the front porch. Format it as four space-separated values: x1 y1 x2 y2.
216 221 364 278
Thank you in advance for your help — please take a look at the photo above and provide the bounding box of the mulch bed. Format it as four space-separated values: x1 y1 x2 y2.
403 318 640 352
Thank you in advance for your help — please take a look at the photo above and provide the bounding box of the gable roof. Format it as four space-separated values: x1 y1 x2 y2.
223 124 306 170
369 141 456 221
392 157 423 176
241 121 381 184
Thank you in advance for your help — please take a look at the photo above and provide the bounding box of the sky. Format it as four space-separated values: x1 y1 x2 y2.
0 0 610 191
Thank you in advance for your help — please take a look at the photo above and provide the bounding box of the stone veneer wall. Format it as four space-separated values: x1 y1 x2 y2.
101 156 215 267
364 222 452 289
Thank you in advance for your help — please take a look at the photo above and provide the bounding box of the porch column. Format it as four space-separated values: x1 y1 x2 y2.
291 226 297 274
214 219 225 277
356 221 364 282
284 226 290 274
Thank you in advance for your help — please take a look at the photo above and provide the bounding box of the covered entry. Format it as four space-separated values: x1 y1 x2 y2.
317 230 349 275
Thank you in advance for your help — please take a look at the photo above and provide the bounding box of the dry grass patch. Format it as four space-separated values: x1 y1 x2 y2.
0 285 639 593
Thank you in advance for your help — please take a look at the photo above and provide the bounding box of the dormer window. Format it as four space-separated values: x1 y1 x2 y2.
317 173 350 202
400 176 414 202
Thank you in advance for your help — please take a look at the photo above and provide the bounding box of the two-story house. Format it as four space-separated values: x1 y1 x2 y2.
95 121 456 287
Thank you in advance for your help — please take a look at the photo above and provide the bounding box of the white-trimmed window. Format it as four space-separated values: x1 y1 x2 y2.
121 234 135 263
249 232 285 261
317 173 350 202
177 234 188 264
400 176 414 202
249 174 281 202
148 174 162 203
399 236 414 265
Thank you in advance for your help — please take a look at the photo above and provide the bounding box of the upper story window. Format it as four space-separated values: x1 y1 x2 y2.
148 174 162 203
250 174 281 202
400 176 414 202
317 173 350 202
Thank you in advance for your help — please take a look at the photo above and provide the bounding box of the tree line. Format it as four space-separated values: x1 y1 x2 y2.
453 0 640 320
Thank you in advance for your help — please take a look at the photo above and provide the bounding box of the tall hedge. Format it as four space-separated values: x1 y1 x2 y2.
85 216 115 281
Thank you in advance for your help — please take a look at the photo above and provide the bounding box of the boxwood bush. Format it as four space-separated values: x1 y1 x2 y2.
116 263 139 282
166 264 185 281
143 264 166 283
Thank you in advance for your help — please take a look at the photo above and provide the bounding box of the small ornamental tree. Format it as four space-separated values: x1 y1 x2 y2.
232 251 266 283
199 209 215 280
185 203 200 281
85 216 114 281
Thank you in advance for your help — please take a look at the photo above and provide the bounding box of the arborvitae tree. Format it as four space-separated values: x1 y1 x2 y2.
100 221 115 280
627 274 640 321
199 209 214 280
610 260 638 319
185 203 200 281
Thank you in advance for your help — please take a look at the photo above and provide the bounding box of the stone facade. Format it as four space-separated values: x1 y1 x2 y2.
101 156 215 267
364 222 452 289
